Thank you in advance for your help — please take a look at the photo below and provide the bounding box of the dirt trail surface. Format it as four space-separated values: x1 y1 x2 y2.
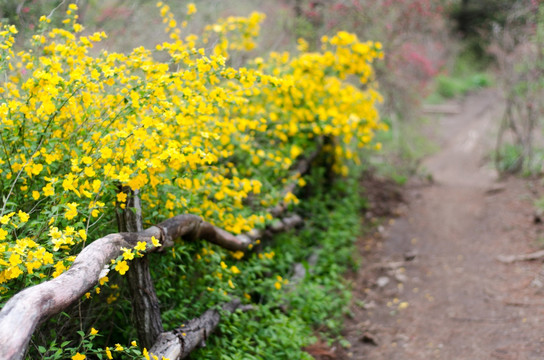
342 89 544 359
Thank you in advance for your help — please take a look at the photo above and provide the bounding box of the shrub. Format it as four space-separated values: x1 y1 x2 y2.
0 2 385 358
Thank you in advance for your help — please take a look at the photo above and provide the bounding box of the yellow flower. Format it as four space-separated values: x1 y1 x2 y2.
9 253 21 266
29 163 43 176
283 192 299 205
90 327 99 335
134 241 147 252
121 247 135 260
230 265 241 274
116 192 127 203
105 347 113 360
115 260 129 275
42 183 55 197
64 202 79 220
0 228 8 241
72 353 85 360
115 343 124 351
187 3 197 15
151 236 161 247
100 147 112 159
84 167 95 177
52 261 67 278
17 210 29 223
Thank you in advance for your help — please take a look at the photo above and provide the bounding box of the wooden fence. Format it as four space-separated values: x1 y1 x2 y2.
0 148 320 360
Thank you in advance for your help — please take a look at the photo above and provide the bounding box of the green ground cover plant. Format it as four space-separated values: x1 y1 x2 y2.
191 175 363 360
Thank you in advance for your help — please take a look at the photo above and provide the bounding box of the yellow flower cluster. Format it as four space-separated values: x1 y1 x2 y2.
0 2 384 297
202 11 265 57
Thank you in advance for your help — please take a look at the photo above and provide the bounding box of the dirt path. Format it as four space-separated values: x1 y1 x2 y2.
343 89 544 359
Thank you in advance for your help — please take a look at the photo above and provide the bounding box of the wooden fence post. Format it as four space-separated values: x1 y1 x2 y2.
117 188 164 349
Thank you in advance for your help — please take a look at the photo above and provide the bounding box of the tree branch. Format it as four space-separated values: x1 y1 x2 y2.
149 299 245 359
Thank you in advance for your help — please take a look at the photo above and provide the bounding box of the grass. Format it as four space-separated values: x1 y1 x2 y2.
495 143 544 176
435 72 492 99
426 48 494 104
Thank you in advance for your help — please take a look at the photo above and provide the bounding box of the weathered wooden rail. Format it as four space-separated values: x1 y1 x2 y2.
0 147 321 360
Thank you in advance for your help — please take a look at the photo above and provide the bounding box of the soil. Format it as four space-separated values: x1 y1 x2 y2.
340 89 544 359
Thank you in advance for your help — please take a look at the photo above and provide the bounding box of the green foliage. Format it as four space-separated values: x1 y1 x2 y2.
195 308 315 360
436 75 468 98
434 72 492 99
495 144 544 177
425 47 493 104
534 196 544 213
495 143 523 174
31 326 144 360
190 175 361 359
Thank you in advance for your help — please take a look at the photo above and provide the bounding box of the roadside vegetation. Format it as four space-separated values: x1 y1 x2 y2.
0 1 385 359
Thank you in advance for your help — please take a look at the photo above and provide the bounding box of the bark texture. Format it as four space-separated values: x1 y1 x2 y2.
126 257 164 349
149 299 242 359
120 189 164 350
